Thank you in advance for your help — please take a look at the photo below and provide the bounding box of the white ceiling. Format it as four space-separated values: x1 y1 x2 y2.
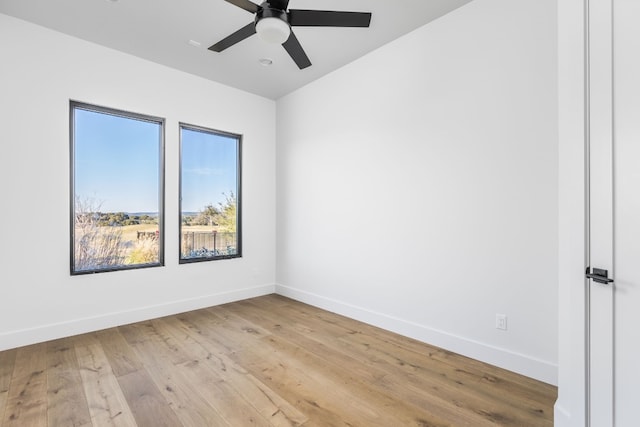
0 0 473 99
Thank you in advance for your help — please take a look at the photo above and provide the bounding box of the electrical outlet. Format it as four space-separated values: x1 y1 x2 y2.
496 314 507 331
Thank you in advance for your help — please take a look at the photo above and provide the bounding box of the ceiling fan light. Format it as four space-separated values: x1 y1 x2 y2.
256 17 291 44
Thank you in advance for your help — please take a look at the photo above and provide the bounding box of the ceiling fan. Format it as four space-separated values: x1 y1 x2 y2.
209 0 372 69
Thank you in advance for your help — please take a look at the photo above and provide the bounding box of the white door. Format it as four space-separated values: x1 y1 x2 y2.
611 1 640 425
588 0 640 425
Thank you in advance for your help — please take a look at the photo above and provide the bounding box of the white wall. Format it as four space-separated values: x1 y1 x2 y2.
0 13 276 351
276 0 558 384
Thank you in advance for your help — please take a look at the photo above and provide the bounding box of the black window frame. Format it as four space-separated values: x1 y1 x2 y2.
178 122 242 264
69 100 165 275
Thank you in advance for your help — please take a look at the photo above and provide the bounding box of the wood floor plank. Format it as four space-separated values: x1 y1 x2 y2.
221 300 495 426
96 329 143 377
46 338 92 427
123 316 275 426
254 328 495 426
174 357 273 426
192 304 452 427
2 343 48 426
100 323 184 426
119 319 232 427
119 320 192 366
175 310 352 425
117 370 183 427
232 335 454 427
161 315 309 427
0 349 17 423
74 334 138 427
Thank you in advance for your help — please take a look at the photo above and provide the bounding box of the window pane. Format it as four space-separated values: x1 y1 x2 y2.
180 124 241 262
71 102 164 274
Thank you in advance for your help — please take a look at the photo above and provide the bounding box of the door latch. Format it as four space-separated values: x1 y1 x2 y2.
585 267 614 285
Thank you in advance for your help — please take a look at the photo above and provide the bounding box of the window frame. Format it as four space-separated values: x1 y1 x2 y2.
69 100 166 275
178 122 242 264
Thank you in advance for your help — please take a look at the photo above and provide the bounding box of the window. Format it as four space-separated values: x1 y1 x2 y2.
179 123 241 263
70 102 164 274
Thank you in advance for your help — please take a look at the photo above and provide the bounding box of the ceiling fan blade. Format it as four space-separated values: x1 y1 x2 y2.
208 22 256 52
266 0 289 11
288 10 372 27
282 31 311 69
224 0 260 14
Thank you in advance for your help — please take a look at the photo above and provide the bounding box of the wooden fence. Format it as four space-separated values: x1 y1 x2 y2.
181 231 237 257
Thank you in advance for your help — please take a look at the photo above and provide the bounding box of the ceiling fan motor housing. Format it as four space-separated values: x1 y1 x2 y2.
255 5 290 26
255 5 291 44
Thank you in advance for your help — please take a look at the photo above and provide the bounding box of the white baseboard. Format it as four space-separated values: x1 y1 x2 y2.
553 403 572 427
0 284 275 352
275 284 558 386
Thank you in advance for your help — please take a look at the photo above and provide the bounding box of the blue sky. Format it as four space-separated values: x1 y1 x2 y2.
74 107 238 214
74 108 160 213
180 127 238 213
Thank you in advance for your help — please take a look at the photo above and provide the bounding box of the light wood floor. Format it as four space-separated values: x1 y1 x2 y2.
0 294 556 426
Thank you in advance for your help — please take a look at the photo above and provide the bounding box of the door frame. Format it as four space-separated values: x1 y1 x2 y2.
556 0 592 426
585 0 615 425
556 0 617 426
